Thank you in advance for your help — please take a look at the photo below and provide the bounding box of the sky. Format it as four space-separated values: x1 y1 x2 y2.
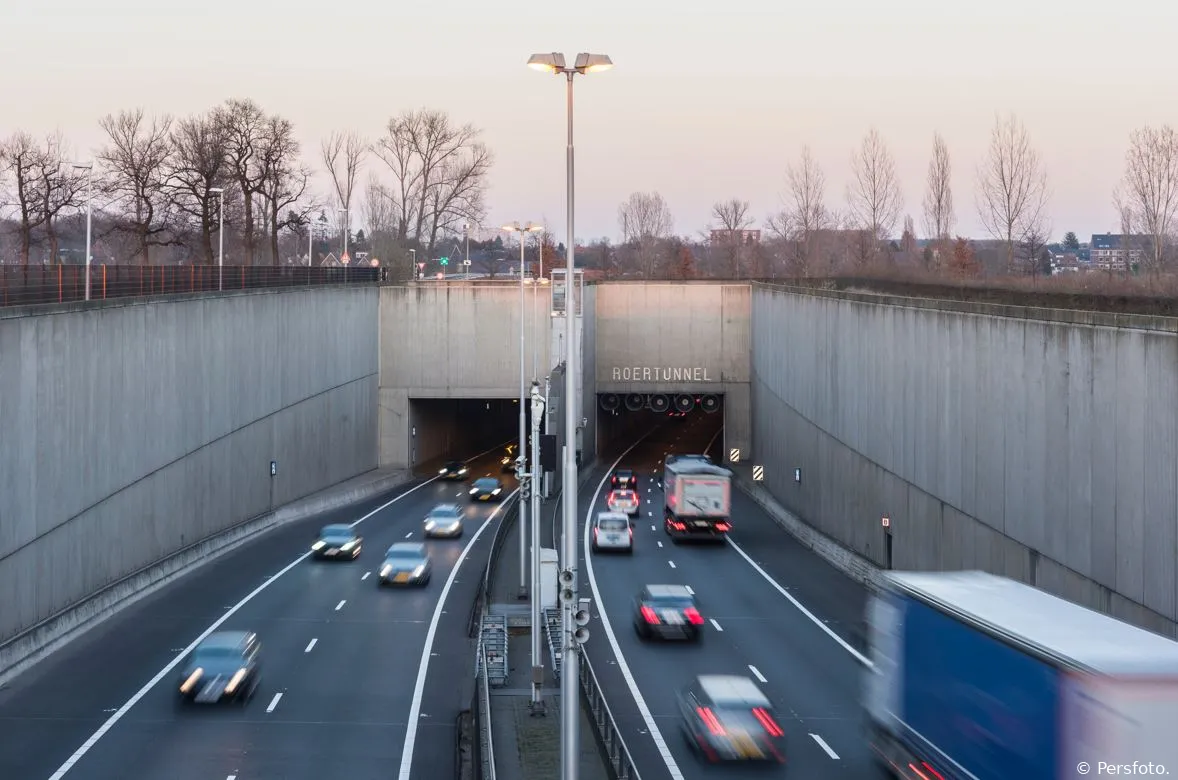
4 0 1178 245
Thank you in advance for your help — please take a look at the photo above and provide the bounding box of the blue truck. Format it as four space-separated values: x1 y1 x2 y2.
864 571 1178 780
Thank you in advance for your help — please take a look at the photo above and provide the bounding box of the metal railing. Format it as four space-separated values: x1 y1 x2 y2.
468 495 520 637
579 650 642 780
0 264 380 307
474 641 497 780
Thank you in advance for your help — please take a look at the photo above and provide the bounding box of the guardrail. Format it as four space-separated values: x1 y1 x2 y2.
0 264 380 307
467 494 520 637
579 650 642 780
473 641 497 780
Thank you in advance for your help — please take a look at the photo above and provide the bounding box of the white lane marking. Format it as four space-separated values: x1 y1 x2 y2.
304 638 318 653
405 532 413 538
710 619 723 631
727 538 872 667
42 446 509 780
685 585 694 595
704 426 722 455
583 433 685 780
668 560 676 569
334 600 346 611
397 488 521 779
362 571 370 581
748 665 767 683
265 692 283 713
650 524 655 531
227 776 237 780
811 733 840 759
657 541 663 548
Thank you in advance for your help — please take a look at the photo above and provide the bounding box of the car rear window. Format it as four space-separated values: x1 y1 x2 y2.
611 491 635 501
648 595 694 608
598 517 628 531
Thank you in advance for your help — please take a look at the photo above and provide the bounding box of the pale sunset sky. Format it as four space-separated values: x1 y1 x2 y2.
4 0 1177 244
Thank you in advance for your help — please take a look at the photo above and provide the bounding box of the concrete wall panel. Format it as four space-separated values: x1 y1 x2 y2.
751 284 1178 637
0 288 378 645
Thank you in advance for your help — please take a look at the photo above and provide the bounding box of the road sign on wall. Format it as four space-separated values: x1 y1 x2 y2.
340 252 350 264
752 465 764 481
729 448 741 463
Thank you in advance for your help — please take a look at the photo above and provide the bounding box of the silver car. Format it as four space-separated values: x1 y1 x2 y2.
424 503 465 538
591 512 633 554
378 542 432 586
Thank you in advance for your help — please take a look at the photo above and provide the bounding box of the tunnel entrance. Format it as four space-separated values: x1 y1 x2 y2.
408 397 541 475
595 393 724 464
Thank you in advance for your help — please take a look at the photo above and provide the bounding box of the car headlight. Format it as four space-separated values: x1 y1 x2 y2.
225 668 247 694
492 488 501 495
180 667 203 694
469 488 478 494
380 564 392 577
311 541 325 550
439 468 447 475
459 467 468 474
341 541 355 551
424 520 436 530
412 564 426 577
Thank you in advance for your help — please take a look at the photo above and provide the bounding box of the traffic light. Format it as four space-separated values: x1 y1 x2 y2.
440 257 449 266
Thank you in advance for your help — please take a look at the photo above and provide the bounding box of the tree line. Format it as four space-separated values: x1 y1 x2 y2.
0 101 492 278
613 115 1178 280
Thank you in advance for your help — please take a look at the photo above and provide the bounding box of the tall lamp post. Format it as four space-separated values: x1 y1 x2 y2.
70 161 94 301
209 187 225 290
503 220 544 602
527 50 613 780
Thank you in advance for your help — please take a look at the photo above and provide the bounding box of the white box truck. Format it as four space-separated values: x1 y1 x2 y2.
662 454 732 543
865 570 1178 779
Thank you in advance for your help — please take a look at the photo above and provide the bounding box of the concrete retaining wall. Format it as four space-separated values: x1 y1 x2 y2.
0 287 379 646
751 284 1178 637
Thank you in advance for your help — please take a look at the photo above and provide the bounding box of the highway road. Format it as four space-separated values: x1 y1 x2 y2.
0 449 517 780
581 414 880 779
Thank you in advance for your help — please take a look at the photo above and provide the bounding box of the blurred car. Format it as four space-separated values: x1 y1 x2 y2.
311 524 362 560
469 477 504 502
677 675 786 764
632 584 704 641
439 461 468 480
610 468 638 490
378 542 432 586
501 446 517 473
177 631 261 705
591 512 633 554
423 503 465 538
606 488 640 517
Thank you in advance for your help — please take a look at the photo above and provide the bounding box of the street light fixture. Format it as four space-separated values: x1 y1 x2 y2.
70 161 94 301
503 220 544 605
527 49 613 780
209 187 225 290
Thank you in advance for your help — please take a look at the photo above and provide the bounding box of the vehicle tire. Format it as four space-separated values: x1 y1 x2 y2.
422 574 431 586
626 547 634 555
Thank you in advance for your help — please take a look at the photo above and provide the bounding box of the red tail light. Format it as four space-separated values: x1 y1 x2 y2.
670 521 686 530
752 707 784 737
593 528 599 540
715 522 731 532
684 607 704 625
697 707 726 736
909 762 944 780
640 605 660 624
629 527 634 538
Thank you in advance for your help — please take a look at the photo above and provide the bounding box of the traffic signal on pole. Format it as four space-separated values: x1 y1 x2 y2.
440 257 448 266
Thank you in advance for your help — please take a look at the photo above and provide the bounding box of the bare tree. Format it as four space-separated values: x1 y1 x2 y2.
847 128 903 255
1117 124 1178 273
98 109 179 265
217 98 268 265
170 111 230 264
256 115 311 265
1021 221 1052 277
976 113 1049 272
38 133 86 264
373 109 493 255
322 130 367 223
921 133 954 240
900 215 917 254
1 131 51 264
711 198 754 277
772 146 830 274
618 191 674 276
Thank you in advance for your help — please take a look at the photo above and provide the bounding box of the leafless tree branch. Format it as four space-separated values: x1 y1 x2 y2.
976 112 1049 271
921 133 954 240
847 127 903 252
1117 124 1178 272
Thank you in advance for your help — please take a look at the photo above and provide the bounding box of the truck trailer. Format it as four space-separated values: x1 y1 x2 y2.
865 570 1178 780
662 455 732 543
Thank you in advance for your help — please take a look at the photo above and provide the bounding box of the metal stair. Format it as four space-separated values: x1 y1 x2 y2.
543 607 563 679
479 614 508 687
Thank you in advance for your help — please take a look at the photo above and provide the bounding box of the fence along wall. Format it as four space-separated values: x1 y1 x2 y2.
751 284 1178 637
0 287 379 644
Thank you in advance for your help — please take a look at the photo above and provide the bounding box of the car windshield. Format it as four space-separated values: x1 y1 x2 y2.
474 479 497 489
598 517 628 531
430 506 462 518
321 525 352 538
445 462 463 469
387 548 422 560
193 646 244 664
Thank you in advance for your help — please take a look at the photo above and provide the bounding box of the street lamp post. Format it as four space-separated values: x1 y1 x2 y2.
527 50 613 780
528 380 546 713
209 188 225 290
409 248 417 278
71 162 94 300
503 220 544 602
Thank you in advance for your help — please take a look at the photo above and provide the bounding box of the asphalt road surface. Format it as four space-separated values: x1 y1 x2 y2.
0 450 516 780
581 414 881 779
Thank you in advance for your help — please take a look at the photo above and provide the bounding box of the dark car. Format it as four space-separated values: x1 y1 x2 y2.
311 523 362 560
633 584 704 640
677 675 786 763
378 542 432 586
469 477 504 502
439 461 468 480
177 631 261 705
610 468 638 490
423 503 465 538
501 446 517 473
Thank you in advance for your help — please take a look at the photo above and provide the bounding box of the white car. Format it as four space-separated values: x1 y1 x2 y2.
592 512 633 554
606 489 640 517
